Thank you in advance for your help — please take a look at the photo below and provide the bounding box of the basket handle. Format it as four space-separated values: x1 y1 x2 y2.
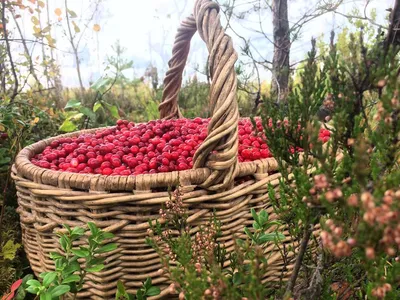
159 0 239 191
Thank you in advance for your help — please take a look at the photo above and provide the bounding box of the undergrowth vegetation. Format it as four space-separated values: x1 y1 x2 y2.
1 0 400 299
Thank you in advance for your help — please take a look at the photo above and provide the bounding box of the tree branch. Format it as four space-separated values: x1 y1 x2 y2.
11 10 43 94
285 223 314 297
65 0 84 91
1 0 18 103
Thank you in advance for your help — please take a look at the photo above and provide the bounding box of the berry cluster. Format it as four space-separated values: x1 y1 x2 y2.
31 118 330 176
318 128 331 143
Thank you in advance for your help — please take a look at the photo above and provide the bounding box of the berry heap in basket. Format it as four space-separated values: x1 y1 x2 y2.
31 118 331 176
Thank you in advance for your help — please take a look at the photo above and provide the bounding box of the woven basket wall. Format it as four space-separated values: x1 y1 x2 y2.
11 0 337 299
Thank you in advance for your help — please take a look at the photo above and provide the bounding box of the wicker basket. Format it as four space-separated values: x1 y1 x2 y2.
12 0 338 298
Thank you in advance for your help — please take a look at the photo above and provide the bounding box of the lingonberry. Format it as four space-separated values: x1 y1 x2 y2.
31 118 330 176
88 158 100 169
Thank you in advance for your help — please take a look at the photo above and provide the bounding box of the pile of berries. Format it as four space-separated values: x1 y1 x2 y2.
31 118 330 176
318 128 331 143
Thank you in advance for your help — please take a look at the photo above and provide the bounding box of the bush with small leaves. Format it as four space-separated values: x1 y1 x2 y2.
25 222 117 299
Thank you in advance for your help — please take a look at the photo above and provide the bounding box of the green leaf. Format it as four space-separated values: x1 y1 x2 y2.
50 252 63 260
22 274 34 285
63 224 72 232
146 286 160 296
59 120 77 132
63 260 81 275
2 240 21 260
31 16 39 25
71 227 85 236
26 279 41 288
232 272 242 285
70 234 83 242
127 293 135 300
67 9 77 18
100 232 114 240
96 243 117 254
64 99 81 109
44 34 56 48
55 257 67 271
79 106 96 120
93 101 102 112
91 77 110 92
87 257 104 267
265 221 282 227
72 21 80 33
108 105 120 119
244 227 254 241
251 208 260 225
62 274 80 284
275 232 285 241
40 292 52 300
136 289 144 300
87 222 99 236
71 248 90 258
43 272 57 287
51 285 70 297
25 286 38 294
117 280 126 296
68 113 84 121
144 277 151 289
41 25 51 34
59 235 69 251
259 210 269 225
257 233 285 244
86 264 104 273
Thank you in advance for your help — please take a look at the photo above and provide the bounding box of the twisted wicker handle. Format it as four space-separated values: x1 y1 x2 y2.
159 0 239 191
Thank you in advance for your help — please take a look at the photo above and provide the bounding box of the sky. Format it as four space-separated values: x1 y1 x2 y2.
15 0 395 88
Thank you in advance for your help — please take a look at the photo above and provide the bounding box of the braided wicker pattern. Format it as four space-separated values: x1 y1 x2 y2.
160 0 239 191
159 15 196 120
11 0 340 298
12 130 299 299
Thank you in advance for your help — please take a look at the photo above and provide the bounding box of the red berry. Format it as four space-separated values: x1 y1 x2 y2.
177 162 188 171
70 158 79 167
102 167 113 175
130 145 139 154
161 157 169 166
242 149 252 159
86 151 96 159
111 158 121 167
88 158 100 169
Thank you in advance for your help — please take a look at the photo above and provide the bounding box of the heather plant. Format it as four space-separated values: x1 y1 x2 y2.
258 29 400 299
146 186 285 299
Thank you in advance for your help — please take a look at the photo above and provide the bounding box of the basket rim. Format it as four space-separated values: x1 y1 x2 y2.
14 125 279 192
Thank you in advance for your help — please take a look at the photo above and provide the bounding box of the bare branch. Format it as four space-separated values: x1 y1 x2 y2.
12 10 43 94
285 223 314 297
1 0 18 102
333 11 388 30
65 0 84 91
